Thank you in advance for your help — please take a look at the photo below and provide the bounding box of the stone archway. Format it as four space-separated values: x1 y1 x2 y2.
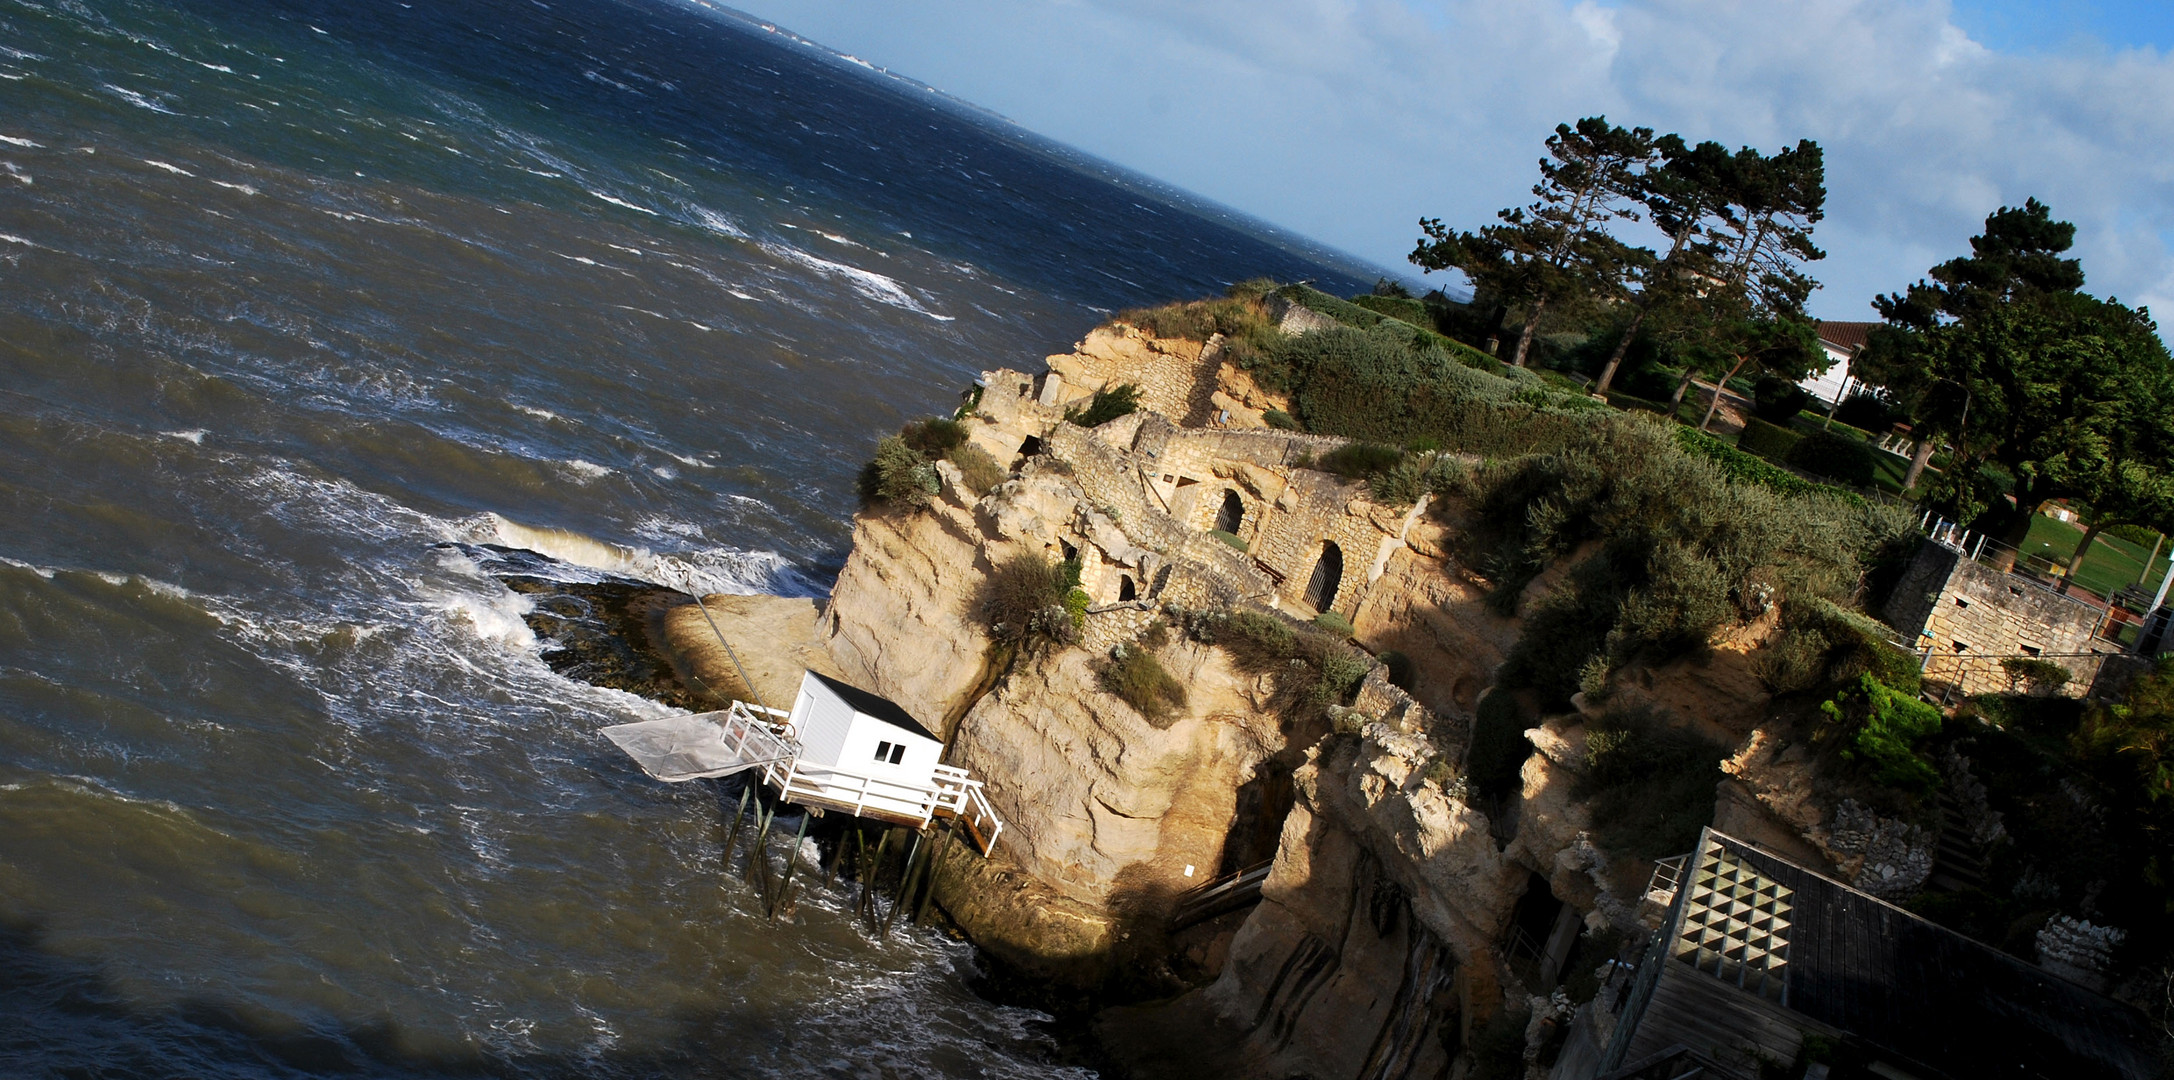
1215 489 1244 534
1303 541 1343 613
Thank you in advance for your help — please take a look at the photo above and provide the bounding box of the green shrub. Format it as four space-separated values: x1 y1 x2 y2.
1198 609 1365 715
859 434 940 510
1603 390 1672 415
1064 586 1091 629
1101 645 1188 727
901 417 968 454
1579 705 1725 860
2107 523 2162 547
977 553 1078 648
1737 417 1804 462
1820 673 1944 791
1064 383 1142 428
1349 292 1430 328
1786 431 1878 486
1751 374 1813 423
1211 611 1297 673
948 442 1007 496
1834 391 1895 432
1674 426 1865 506
1319 441 1404 479
2001 657 2072 694
1262 409 1302 430
1209 528 1248 551
1754 626 1831 694
1314 611 1355 637
1466 691 1532 803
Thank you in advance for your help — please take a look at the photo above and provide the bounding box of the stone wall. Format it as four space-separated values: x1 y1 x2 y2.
1883 539 2109 696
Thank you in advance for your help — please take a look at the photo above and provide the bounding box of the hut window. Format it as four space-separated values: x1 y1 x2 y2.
1118 575 1136 602
874 741 893 762
889 743 906 764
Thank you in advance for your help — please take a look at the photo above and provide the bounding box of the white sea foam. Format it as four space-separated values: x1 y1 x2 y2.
161 428 207 443
586 189 657 215
0 556 56 579
761 242 953 320
142 159 194 176
477 513 800 597
0 135 39 148
0 71 24 81
102 84 176 114
430 586 537 651
0 233 33 246
210 180 258 195
513 404 559 421
560 459 613 481
650 465 676 480
0 45 45 61
818 232 860 247
683 203 746 239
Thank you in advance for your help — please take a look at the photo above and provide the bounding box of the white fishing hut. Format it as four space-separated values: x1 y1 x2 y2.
600 669 1002 853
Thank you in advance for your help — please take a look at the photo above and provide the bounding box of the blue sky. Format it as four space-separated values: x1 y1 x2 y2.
729 1 2174 328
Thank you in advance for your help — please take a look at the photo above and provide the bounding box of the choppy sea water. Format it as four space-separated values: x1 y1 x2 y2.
0 0 1373 1074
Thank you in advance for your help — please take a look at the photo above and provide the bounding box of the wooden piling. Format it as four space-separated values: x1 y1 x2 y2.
861 827 893 931
884 828 928 938
915 819 955 926
745 798 777 901
769 810 813 920
720 782 753 866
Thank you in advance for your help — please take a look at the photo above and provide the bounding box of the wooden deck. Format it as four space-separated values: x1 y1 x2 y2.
601 701 1004 855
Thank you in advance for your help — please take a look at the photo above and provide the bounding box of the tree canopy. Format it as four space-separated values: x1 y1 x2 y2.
1411 117 1655 367
1853 200 2174 571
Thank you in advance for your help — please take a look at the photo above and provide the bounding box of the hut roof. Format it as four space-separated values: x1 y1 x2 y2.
805 671 939 742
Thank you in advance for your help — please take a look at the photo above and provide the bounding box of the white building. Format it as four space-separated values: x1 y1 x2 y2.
784 670 949 820
1800 320 1877 409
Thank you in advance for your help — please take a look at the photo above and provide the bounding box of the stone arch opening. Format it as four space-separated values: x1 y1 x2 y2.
1017 434 1044 458
1214 489 1244 534
1118 575 1136 602
1303 541 1343 613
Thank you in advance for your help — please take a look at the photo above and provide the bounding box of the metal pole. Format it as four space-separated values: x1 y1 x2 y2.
769 810 813 919
720 783 753 866
691 594 770 715
2139 560 2174 654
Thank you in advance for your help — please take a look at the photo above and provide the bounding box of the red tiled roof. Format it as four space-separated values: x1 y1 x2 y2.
1817 321 1878 352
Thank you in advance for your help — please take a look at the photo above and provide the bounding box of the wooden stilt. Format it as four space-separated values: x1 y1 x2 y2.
720 782 753 866
769 809 813 919
884 828 928 938
915 819 955 926
862 828 894 931
823 825 849 888
851 827 870 920
746 798 778 902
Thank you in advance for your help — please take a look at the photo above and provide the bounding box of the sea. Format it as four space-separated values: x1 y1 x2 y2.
0 0 1378 1075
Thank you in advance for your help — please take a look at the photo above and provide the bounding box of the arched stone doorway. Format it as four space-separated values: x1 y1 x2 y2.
1303 541 1343 613
1215 489 1244 534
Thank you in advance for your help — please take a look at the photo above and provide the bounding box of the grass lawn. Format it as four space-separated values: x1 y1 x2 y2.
2021 514 2172 600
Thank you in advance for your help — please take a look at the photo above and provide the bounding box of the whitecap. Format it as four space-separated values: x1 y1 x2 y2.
0 45 45 61
585 189 657 215
101 84 177 114
141 159 194 176
560 459 613 481
650 465 677 480
210 180 258 195
686 321 712 331
0 136 40 148
0 233 34 247
0 72 24 81
430 587 537 651
0 556 56 579
476 513 807 597
761 242 954 321
513 404 559 421
161 429 207 443
818 232 860 247
727 290 755 301
683 203 746 239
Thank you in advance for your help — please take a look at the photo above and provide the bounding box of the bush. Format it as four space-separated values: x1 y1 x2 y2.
1349 292 1430 328
1736 417 1804 462
975 553 1077 648
859 434 939 510
1834 391 1895 432
1197 609 1365 716
1751 374 1813 423
901 417 968 455
1674 426 1864 506
1065 383 1142 428
1820 673 1943 792
1755 626 1831 694
1262 409 1302 430
1580 706 1725 860
1786 431 1878 486
1101 645 1188 727
948 442 1006 496
1319 441 1404 480
2001 657 2072 695
1314 611 1355 637
1209 528 1248 551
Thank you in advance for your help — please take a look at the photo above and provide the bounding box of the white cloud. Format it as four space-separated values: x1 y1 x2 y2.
737 0 2174 325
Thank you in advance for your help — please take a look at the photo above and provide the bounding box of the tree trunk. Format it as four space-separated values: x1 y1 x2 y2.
1593 308 1649 395
1983 498 2042 573
2062 520 2107 592
1902 436 1936 491
1697 357 1751 433
1509 298 1547 368
1670 369 1696 408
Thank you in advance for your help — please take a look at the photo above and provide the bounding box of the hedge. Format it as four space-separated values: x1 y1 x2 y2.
1737 417 1804 462
1279 284 1500 372
1674 427 1865 507
1786 430 1879 486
